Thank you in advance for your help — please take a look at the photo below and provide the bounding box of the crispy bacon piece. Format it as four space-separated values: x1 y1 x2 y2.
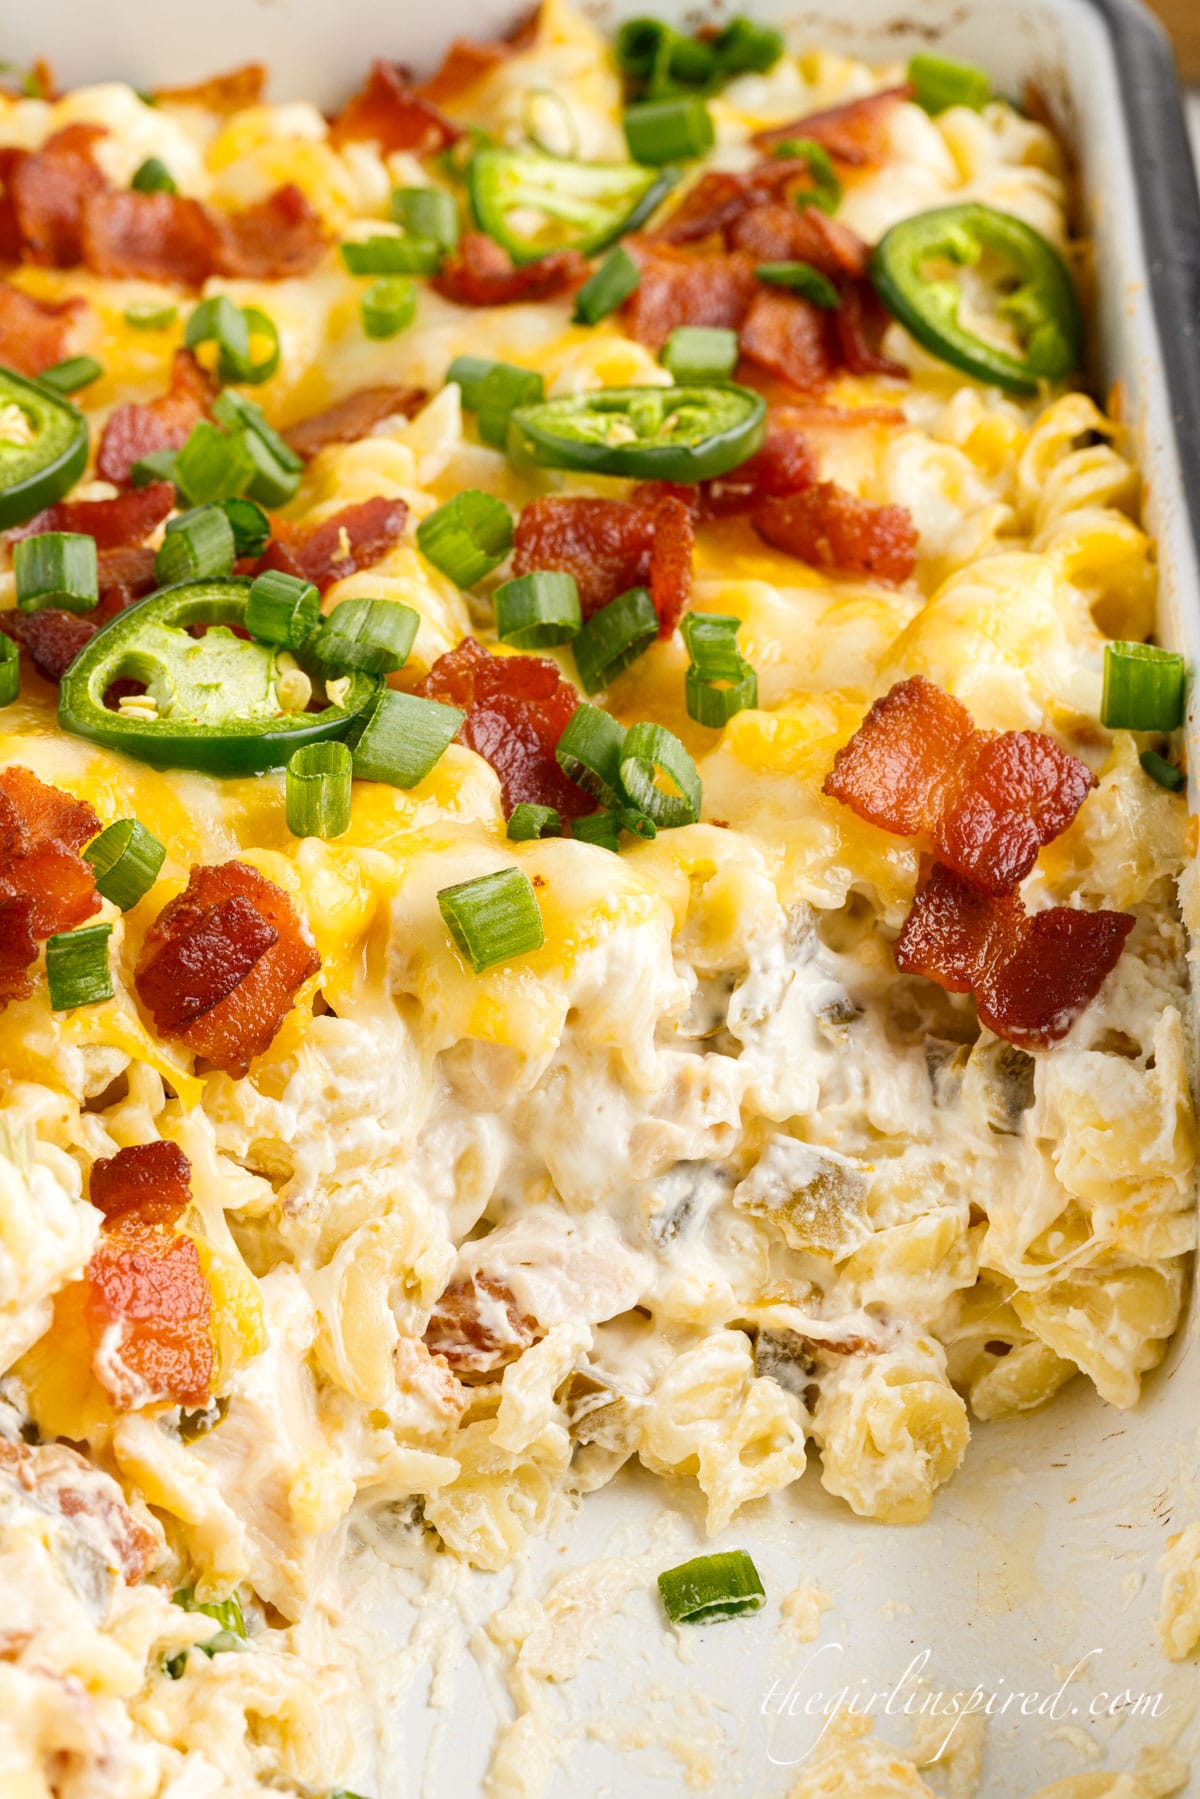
0 151 22 264
8 123 106 266
0 1436 158 1581
330 59 461 153
10 481 175 548
646 167 790 247
730 201 869 278
823 676 1097 894
417 635 592 818
752 85 912 165
511 493 693 631
0 576 140 685
282 384 428 460
84 1141 214 1411
0 767 100 1004
623 244 758 350
0 896 37 1005
212 183 328 280
423 1273 540 1380
96 348 215 485
0 281 84 374
739 288 838 391
153 63 266 111
81 189 218 284
894 863 1133 1047
258 495 408 593
415 36 512 104
136 861 318 1073
634 422 818 520
432 231 585 307
754 481 918 583
833 280 907 378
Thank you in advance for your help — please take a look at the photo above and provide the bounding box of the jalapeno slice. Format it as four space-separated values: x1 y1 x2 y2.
869 203 1082 396
58 579 381 775
507 383 766 482
0 365 89 531
468 147 677 265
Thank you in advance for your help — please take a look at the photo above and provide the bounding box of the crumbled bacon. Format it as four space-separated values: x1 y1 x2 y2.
894 863 1133 1047
0 577 138 685
96 348 215 485
330 59 461 153
8 123 106 266
751 85 912 165
832 280 907 378
257 495 408 593
10 481 175 548
136 861 319 1074
282 384 428 461
153 63 266 111
211 183 328 280
623 244 759 350
739 288 838 391
80 183 327 285
0 1436 158 1581
84 1140 214 1411
511 492 693 632
0 281 84 374
735 200 869 279
754 481 918 583
634 421 818 519
823 676 1097 894
415 35 512 104
423 1272 540 1380
417 635 592 818
0 152 21 264
432 232 586 307
0 766 100 1005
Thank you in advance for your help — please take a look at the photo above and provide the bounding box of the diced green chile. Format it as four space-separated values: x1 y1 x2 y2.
468 146 677 264
0 365 88 531
508 383 766 483
869 203 1082 395
58 580 380 775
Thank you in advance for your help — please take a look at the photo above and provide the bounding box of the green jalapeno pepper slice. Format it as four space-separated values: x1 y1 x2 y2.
468 146 677 265
0 365 89 531
869 203 1083 395
507 383 766 482
58 579 381 775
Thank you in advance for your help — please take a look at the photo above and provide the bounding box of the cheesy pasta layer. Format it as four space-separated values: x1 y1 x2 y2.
0 5 1194 1795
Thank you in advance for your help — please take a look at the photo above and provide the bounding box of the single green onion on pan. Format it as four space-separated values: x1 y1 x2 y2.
437 867 544 972
657 1550 766 1624
1101 640 1186 732
573 245 641 326
554 703 627 807
312 596 419 676
908 52 992 116
624 96 714 165
507 802 563 841
361 276 417 340
619 719 701 826
417 490 514 588
38 356 103 396
756 261 839 308
155 505 236 585
46 922 114 1011
494 571 581 648
286 740 353 840
245 569 321 650
573 587 658 694
84 818 166 909
212 389 302 506
14 533 98 614
345 688 464 788
660 325 739 383
1139 749 1186 792
686 661 758 726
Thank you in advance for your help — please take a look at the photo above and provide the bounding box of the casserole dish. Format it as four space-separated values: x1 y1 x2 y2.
0 3 1197 1796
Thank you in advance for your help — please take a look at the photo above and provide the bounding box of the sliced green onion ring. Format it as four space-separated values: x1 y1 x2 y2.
554 703 627 806
14 532 98 614
660 325 739 383
286 740 353 840
494 571 582 648
624 97 714 165
185 296 279 385
156 505 237 585
686 661 758 726
46 922 114 1011
657 1550 766 1624
1101 640 1187 732
124 301 179 331
84 818 166 909
756 260 839 308
908 52 992 115
619 719 701 826
38 357 103 396
573 586 658 693
437 867 544 972
361 276 417 340
390 186 459 248
507 802 563 841
312 597 419 676
416 490 514 588
130 448 179 487
341 235 442 277
345 688 464 788
246 569 321 650
573 245 641 326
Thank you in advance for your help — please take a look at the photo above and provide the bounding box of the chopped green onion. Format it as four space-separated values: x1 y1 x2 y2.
185 296 279 385
391 186 459 249
286 740 353 839
346 688 464 788
507 802 562 841
131 155 177 193
341 235 442 277
173 420 255 505
174 1588 246 1639
416 490 514 588
624 97 714 165
1139 749 1186 792
494 571 581 649
234 429 296 507
0 636 17 707
686 661 758 726
212 389 302 506
710 18 785 75
246 569 320 650
312 597 419 676
573 586 658 694
477 364 546 449
769 137 841 214
233 305 280 386
614 19 717 100
657 1550 766 1624
219 496 271 558
124 301 178 331
619 719 701 825
361 276 417 340
573 245 641 326
156 504 236 584
756 260 839 308
660 325 739 383
572 806 656 851
130 448 179 487
1101 641 1186 731
614 18 678 82
908 52 992 115
84 818 166 909
45 922 113 1011
38 356 103 396
14 533 98 614
555 703 627 806
680 611 743 673
437 867 544 972
445 355 495 411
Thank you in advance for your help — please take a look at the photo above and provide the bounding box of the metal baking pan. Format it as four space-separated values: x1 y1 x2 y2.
10 0 1199 1790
